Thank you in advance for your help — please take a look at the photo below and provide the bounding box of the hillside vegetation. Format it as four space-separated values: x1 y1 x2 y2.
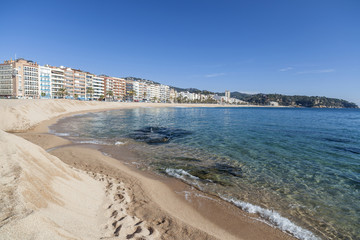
234 93 358 108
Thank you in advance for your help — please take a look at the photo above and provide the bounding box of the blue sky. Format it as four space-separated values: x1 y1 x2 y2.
1 0 359 104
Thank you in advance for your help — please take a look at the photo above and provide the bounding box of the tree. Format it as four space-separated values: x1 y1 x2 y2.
127 90 136 101
74 94 78 99
106 90 114 101
176 96 184 103
57 88 67 98
41 92 46 98
87 87 94 100
98 95 105 101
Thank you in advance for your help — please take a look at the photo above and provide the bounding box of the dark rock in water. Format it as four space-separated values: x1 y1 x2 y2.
334 146 360 155
323 137 351 144
128 126 191 144
214 163 243 178
186 163 243 186
174 157 202 162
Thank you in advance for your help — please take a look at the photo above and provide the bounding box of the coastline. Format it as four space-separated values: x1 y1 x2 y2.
1 99 297 239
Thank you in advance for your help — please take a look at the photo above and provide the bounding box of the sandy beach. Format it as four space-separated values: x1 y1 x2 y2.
0 99 296 240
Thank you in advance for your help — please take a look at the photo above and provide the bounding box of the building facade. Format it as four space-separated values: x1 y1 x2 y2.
51 67 65 98
0 58 178 102
39 65 51 98
0 62 15 98
73 70 86 99
92 75 104 100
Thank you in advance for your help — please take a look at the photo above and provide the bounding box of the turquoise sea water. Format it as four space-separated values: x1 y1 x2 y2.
50 107 360 240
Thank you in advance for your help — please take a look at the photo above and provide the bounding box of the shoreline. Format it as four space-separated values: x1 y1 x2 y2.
2 99 299 239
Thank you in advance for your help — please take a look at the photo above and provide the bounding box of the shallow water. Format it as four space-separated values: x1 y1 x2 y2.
50 107 360 240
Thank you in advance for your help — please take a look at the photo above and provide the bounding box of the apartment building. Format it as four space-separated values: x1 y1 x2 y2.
63 67 74 97
103 76 125 100
85 73 94 100
19 59 39 99
113 77 126 100
0 58 176 102
148 84 160 102
0 61 15 98
159 84 170 102
132 81 140 101
130 81 148 101
73 70 86 99
169 88 177 103
51 67 65 98
0 59 40 99
103 76 113 99
92 75 104 100
39 65 51 98
139 81 147 101
125 80 134 101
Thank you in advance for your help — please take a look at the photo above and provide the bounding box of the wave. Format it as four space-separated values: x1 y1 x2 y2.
54 132 70 136
165 168 199 180
165 168 202 189
165 168 318 240
222 197 319 240
76 140 110 145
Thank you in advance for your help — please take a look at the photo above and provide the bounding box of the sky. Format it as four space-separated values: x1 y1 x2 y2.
1 0 359 104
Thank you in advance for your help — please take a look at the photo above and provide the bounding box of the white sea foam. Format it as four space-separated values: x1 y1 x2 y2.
115 141 125 145
76 140 109 145
165 168 202 189
221 197 319 240
165 168 199 180
176 191 192 201
55 132 70 136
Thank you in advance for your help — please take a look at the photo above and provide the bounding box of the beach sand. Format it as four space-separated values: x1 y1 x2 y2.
0 99 295 240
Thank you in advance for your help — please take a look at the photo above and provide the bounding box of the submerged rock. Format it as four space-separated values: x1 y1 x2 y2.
128 126 191 144
187 164 243 186
174 156 202 162
162 163 243 186
214 163 243 177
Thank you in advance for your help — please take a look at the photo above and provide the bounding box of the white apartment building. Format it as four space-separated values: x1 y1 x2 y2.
148 84 160 102
159 84 170 102
85 73 93 100
132 81 140 101
39 65 52 98
93 75 104 100
51 67 65 98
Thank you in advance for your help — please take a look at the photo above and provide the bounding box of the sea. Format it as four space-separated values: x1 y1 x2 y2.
49 107 360 240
